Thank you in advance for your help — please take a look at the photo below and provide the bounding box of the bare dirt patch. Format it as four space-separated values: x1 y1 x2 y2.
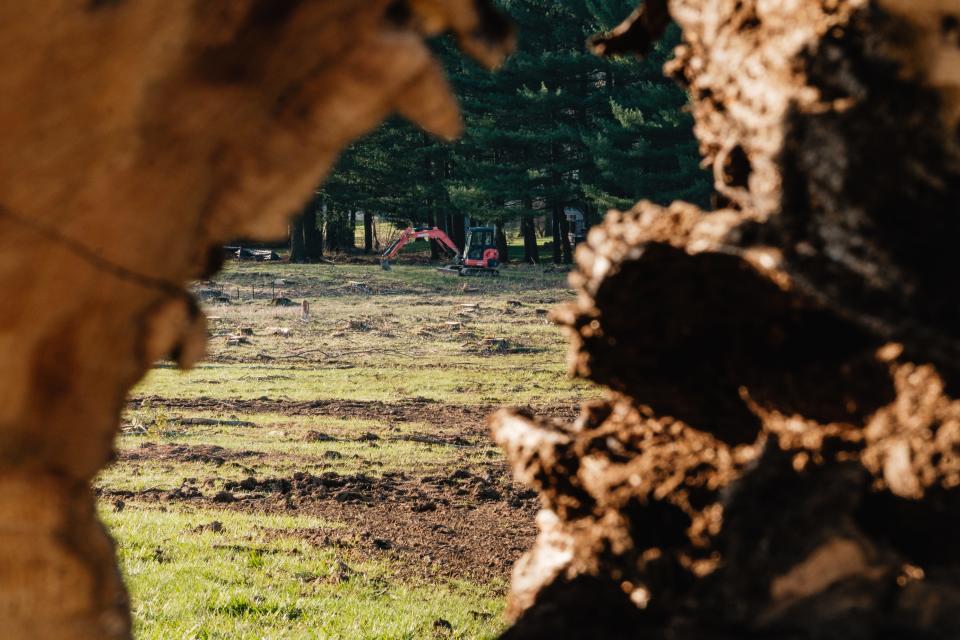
112 396 579 585
129 395 579 436
118 443 264 466
104 464 539 585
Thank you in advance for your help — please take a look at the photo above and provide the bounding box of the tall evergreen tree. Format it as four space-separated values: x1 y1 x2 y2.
290 194 324 262
316 0 711 263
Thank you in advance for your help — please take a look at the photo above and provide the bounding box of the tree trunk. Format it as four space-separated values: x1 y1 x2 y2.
302 203 323 260
0 2 514 637
348 211 356 248
451 213 466 252
558 209 573 264
289 215 306 263
436 209 450 259
583 203 599 231
363 212 374 254
522 216 540 264
495 222 509 264
325 210 344 253
496 3 960 640
550 206 563 264
428 211 440 260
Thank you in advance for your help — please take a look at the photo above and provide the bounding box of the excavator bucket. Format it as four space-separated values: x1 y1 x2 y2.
381 260 392 271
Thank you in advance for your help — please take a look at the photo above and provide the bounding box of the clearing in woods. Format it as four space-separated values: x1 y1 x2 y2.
97 260 596 639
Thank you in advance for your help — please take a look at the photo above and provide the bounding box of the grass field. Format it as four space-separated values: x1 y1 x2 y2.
98 259 597 639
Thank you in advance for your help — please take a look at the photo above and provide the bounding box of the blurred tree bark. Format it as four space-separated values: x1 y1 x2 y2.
496 1 960 639
0 1 514 637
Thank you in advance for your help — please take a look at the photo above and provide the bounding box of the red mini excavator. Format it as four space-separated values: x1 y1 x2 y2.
380 226 500 276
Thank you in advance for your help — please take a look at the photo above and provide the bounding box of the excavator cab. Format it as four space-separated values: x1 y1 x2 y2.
462 227 499 270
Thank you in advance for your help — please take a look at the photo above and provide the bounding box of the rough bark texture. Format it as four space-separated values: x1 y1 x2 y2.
289 214 307 262
550 206 564 264
496 224 510 265
303 203 325 261
521 201 540 265
0 1 512 638
494 1 960 638
364 211 374 254
451 213 467 251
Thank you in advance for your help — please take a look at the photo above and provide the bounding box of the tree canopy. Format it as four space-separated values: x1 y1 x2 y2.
301 1 710 263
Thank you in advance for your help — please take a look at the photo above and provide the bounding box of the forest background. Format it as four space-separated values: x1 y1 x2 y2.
289 0 711 265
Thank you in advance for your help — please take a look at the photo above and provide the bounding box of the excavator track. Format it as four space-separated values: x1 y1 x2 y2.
459 267 499 277
436 264 461 275
436 265 499 277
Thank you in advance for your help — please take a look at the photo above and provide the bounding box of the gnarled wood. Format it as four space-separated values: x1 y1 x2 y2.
0 1 512 637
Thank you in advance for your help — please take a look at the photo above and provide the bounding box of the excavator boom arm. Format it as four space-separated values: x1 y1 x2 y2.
381 227 461 261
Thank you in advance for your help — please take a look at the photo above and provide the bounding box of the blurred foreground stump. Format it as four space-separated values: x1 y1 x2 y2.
494 1 960 638
0 1 512 638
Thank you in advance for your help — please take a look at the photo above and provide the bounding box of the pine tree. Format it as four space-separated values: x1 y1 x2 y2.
579 16 711 209
316 0 711 263
290 193 324 262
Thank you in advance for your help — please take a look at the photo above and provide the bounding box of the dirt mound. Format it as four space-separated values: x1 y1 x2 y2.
214 468 536 510
498 225 960 638
493 2 960 639
110 466 539 584
273 468 539 583
462 337 538 356
118 443 263 466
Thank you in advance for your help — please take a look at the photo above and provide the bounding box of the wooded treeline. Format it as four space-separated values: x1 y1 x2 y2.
291 0 710 264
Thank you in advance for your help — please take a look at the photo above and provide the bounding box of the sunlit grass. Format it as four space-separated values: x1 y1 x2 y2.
134 261 594 407
212 262 569 294
104 504 507 640
135 359 587 405
106 261 587 639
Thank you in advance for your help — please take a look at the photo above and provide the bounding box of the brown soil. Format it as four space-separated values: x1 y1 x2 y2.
111 396 568 584
117 443 264 466
101 465 539 585
129 395 580 437
256 467 539 585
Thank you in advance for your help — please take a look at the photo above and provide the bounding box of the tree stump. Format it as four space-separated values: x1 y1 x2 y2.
0 1 512 638
494 1 960 638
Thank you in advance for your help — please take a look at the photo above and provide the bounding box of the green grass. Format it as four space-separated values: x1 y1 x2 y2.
104 261 594 639
105 504 506 640
136 360 585 405
135 262 592 407
211 262 568 295
100 411 500 492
